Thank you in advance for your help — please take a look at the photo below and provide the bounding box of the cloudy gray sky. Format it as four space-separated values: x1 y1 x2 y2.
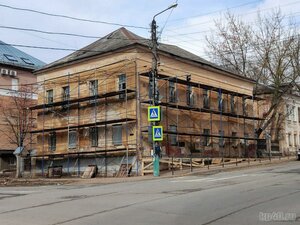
0 0 299 64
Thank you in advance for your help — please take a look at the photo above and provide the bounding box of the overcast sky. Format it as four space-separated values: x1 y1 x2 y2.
0 0 299 64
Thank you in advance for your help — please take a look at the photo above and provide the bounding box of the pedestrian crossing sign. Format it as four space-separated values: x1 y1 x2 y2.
148 106 161 122
152 126 163 141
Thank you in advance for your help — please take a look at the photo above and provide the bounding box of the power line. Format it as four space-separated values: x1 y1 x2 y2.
0 3 148 30
166 0 300 31
168 0 261 22
0 25 101 39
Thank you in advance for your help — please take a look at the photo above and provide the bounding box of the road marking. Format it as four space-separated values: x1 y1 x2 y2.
171 174 249 183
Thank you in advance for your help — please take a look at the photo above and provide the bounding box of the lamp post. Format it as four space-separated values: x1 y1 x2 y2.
150 3 177 176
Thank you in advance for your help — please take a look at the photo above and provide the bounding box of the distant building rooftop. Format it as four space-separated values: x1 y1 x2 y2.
0 40 45 70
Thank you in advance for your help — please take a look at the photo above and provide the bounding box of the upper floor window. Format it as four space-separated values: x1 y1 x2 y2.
242 97 247 116
218 91 224 112
119 74 126 99
230 95 236 114
62 86 70 101
186 85 194 106
11 78 18 91
47 89 54 104
89 80 98 97
203 89 210 109
169 81 176 103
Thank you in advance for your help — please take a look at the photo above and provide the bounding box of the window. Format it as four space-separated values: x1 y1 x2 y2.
169 81 176 103
218 92 224 112
21 58 34 65
203 129 210 146
118 74 126 99
219 130 224 147
203 89 210 109
292 106 296 121
294 134 297 147
68 130 77 149
48 132 56 151
288 133 292 146
47 89 54 104
230 95 236 114
89 80 98 96
298 107 300 123
242 97 247 116
112 125 122 145
4 54 18 62
169 125 177 146
62 86 70 101
90 127 98 147
187 85 194 106
232 132 238 146
11 78 18 91
244 133 249 146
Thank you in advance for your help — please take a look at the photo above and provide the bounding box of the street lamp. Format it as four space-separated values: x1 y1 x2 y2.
150 3 178 176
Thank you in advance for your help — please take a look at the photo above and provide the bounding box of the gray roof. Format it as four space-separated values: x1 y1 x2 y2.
0 40 45 70
37 28 254 82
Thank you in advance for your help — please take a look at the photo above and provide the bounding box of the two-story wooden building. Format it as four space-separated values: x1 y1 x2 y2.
32 28 261 176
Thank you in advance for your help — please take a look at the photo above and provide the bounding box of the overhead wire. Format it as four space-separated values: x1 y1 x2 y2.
0 3 148 30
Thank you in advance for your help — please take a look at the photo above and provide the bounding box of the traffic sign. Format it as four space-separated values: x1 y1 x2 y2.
148 106 161 122
152 126 163 141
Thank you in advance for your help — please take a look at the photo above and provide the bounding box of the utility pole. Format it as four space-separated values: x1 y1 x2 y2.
150 3 177 176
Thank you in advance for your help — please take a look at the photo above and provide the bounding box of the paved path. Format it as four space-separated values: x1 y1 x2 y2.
0 160 299 225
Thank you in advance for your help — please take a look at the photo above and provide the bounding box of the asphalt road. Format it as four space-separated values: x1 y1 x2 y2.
0 161 299 225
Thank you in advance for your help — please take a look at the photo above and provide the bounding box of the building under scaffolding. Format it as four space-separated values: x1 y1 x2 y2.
31 27 264 177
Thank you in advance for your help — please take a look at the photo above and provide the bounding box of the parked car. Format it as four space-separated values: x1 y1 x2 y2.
298 149 300 160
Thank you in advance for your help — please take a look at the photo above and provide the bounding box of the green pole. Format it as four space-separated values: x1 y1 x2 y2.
153 154 160 176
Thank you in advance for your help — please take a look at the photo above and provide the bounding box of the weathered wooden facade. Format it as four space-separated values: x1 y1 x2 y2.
32 28 262 176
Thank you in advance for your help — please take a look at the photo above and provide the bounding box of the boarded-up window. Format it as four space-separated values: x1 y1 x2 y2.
48 132 56 151
90 127 98 147
169 125 177 146
47 89 53 104
112 125 122 145
68 130 77 149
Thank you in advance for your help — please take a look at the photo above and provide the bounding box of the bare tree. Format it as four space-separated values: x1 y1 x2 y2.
0 85 36 150
205 10 300 138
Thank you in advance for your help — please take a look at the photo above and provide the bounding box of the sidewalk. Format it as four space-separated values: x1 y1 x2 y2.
0 157 297 187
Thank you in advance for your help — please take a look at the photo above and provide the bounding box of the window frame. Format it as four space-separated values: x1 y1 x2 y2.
112 125 122 145
46 89 54 104
68 130 77 149
48 132 56 151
